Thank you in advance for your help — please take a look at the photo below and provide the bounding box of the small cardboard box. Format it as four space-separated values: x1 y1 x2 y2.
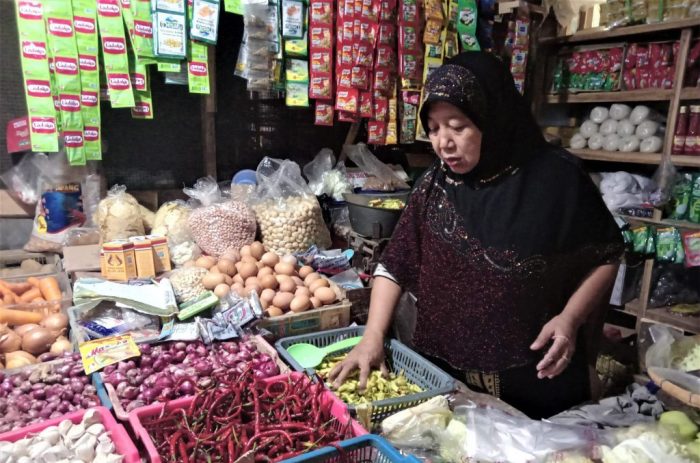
63 245 101 274
102 242 137 281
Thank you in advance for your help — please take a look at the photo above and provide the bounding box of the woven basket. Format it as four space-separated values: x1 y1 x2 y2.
648 367 700 408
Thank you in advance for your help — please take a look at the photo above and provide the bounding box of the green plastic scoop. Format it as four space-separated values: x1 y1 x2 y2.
286 336 363 369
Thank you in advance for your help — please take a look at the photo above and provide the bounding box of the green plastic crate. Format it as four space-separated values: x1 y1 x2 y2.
275 326 455 428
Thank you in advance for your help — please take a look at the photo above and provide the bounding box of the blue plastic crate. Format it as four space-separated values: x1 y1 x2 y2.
92 371 113 411
275 326 455 427
282 435 420 463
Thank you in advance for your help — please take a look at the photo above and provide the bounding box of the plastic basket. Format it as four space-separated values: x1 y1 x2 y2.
0 250 62 279
104 336 291 421
275 326 456 428
0 406 139 463
128 372 368 463
283 435 421 463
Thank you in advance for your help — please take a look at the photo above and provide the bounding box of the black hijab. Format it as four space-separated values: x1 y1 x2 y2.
419 52 549 186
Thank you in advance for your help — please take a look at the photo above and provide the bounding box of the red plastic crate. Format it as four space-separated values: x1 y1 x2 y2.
0 406 140 463
128 372 368 463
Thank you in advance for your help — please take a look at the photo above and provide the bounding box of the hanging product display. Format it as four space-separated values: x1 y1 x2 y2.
130 60 154 118
151 0 187 59
97 0 136 107
190 0 221 44
15 0 60 153
72 0 102 161
188 41 210 93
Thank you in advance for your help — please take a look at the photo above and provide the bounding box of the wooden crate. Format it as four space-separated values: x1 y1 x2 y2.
258 299 352 340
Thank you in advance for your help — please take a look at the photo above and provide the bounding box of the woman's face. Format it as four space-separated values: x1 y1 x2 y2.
426 101 482 174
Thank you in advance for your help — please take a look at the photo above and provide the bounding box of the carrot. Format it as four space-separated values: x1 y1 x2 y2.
1 281 32 295
0 307 43 325
0 284 18 305
27 277 40 288
38 277 62 301
31 296 46 303
19 287 42 303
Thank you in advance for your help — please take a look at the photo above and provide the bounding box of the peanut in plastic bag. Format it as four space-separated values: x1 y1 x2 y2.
252 157 332 254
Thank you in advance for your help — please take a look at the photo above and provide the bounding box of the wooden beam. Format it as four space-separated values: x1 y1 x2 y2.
201 45 217 178
338 121 361 163
539 17 700 44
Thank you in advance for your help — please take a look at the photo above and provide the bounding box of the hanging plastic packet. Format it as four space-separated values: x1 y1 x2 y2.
15 0 60 152
456 0 479 51
285 57 309 105
631 226 651 254
674 230 685 265
157 59 181 72
655 227 677 262
130 60 154 118
130 0 155 62
682 231 700 267
151 0 187 59
282 0 305 38
689 175 700 224
44 0 86 165
72 0 102 161
188 41 211 93
668 173 693 220
191 0 221 44
79 334 140 374
97 0 136 107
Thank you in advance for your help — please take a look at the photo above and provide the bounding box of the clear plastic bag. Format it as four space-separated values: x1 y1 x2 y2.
0 153 44 205
152 200 201 266
252 157 332 254
62 227 101 246
24 152 91 253
94 185 146 243
303 149 353 200
184 177 257 257
342 143 410 191
650 156 678 207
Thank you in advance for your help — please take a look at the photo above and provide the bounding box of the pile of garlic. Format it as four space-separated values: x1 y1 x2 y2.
0 409 123 463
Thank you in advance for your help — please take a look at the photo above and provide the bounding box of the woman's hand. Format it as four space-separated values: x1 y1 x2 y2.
530 314 580 379
328 329 387 390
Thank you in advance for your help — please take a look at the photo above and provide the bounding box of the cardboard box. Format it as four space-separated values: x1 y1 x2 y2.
102 242 137 281
258 299 351 339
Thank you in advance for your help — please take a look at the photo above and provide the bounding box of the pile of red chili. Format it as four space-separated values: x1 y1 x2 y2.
142 369 353 463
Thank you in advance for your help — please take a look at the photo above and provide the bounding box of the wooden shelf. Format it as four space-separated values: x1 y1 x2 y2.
624 299 643 315
546 89 674 103
642 308 700 334
539 18 700 45
617 214 700 230
681 87 700 99
568 148 700 166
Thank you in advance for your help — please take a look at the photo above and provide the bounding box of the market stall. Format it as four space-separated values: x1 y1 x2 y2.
2 0 700 460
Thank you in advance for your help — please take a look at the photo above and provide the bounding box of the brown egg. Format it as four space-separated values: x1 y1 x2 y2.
232 283 246 297
209 265 221 274
290 295 311 313
238 262 258 280
261 299 270 310
314 287 336 305
272 292 295 310
246 284 262 296
295 286 311 298
260 288 276 303
304 272 321 286
245 276 259 288
281 254 297 265
258 266 274 278
221 249 241 263
256 261 265 270
309 278 330 293
241 255 258 264
274 262 295 276
279 279 296 293
298 266 314 279
275 274 292 285
250 242 265 260
259 275 278 290
291 276 304 287
223 275 233 286
233 274 244 285
266 306 284 317
182 260 196 268
217 259 237 276
214 284 230 298
310 297 322 308
195 256 217 269
260 252 279 267
203 273 226 290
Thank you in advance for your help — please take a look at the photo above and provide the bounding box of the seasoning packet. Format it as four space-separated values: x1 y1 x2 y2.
97 0 136 107
130 0 155 62
655 227 678 262
286 58 309 82
282 0 305 38
668 173 693 220
314 101 334 125
191 0 220 44
310 75 333 99
456 0 479 51
131 61 153 118
73 0 102 160
310 0 333 25
683 231 700 267
335 87 359 113
188 41 210 93
631 226 652 255
286 80 310 107
79 334 140 374
368 120 387 144
152 10 187 58
157 59 181 71
285 32 308 57
16 0 59 152
44 0 86 165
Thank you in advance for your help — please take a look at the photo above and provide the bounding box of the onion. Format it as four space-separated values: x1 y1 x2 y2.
0 324 22 353
5 351 37 369
49 336 72 355
178 381 195 395
40 313 69 337
21 327 57 355
13 324 39 337
140 344 152 354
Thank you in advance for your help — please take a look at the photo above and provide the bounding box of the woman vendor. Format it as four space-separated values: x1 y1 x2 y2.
329 52 624 419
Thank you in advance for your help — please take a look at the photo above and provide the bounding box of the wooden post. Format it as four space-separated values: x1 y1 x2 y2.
201 45 218 178
337 121 361 163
